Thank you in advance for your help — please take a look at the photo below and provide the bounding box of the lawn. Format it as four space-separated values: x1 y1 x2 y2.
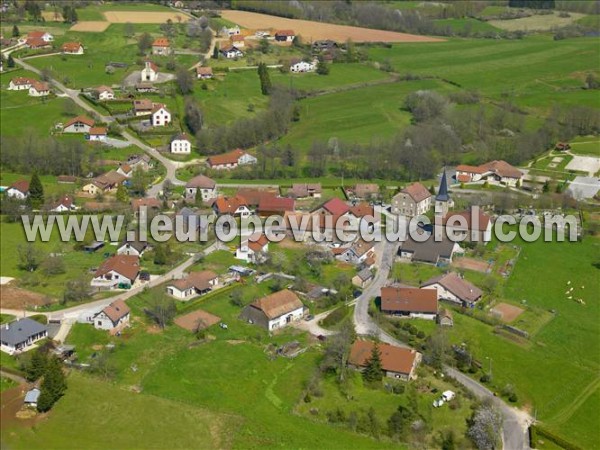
0 376 17 392
569 137 600 157
434 17 502 33
3 372 238 450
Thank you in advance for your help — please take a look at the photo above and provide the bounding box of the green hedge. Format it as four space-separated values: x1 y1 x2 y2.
530 425 582 450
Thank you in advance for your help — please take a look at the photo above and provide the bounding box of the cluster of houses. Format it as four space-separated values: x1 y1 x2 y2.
19 30 84 54
62 115 107 141
216 28 297 59
7 76 50 97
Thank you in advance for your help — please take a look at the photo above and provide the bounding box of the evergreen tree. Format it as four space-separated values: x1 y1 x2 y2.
257 63 271 95
212 45 219 59
25 349 48 381
12 25 20 37
28 171 45 208
363 343 383 382
316 56 330 75
153 245 167 265
7 54 15 68
37 357 67 412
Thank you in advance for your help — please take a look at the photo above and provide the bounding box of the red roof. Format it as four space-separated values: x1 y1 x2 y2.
89 127 107 136
247 234 269 253
64 115 95 128
30 80 50 92
455 164 485 174
186 175 216 189
349 340 418 376
94 255 140 281
258 196 295 213
151 103 168 114
9 180 30 194
321 198 350 216
27 31 49 39
207 149 246 167
381 287 438 314
152 37 170 47
26 37 50 48
457 174 472 183
61 42 82 52
51 195 74 209
10 77 35 86
131 198 161 210
401 182 431 203
479 160 523 179
196 66 213 76
214 195 247 214
231 35 245 42
101 299 130 323
144 60 159 72
350 202 374 218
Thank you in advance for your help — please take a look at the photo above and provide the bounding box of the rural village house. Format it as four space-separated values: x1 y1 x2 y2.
63 115 94 133
399 230 463 265
455 160 523 186
117 239 149 257
207 149 257 170
290 58 316 73
349 340 421 381
93 299 130 333
275 30 295 42
350 183 379 200
49 195 76 212
380 286 439 320
442 209 492 243
438 308 454 326
0 318 48 355
185 174 217 202
288 183 322 199
25 36 52 49
392 182 431 216
230 34 245 48
151 104 171 127
152 37 172 56
116 164 133 178
91 255 140 289
133 98 154 116
213 195 252 218
236 233 269 264
352 268 374 288
6 180 29 199
219 44 243 59
421 272 483 308
29 80 50 97
196 66 213 79
26 30 53 42
257 195 295 217
8 77 34 90
94 85 114 100
88 126 107 141
166 270 219 300
170 133 192 154
61 42 84 54
240 289 305 331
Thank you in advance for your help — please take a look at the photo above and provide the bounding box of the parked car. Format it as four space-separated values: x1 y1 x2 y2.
442 390 455 402
433 399 444 408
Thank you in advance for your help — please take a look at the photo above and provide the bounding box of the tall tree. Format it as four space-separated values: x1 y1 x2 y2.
363 343 383 383
25 349 48 382
176 66 194 95
257 62 272 95
17 244 44 272
37 357 67 412
12 24 20 37
316 56 329 75
145 292 176 328
184 97 203 134
28 171 44 208
137 32 153 55
468 405 503 450
7 54 15 68
116 184 129 203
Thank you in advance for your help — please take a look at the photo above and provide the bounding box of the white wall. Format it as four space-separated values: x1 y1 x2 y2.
267 306 305 331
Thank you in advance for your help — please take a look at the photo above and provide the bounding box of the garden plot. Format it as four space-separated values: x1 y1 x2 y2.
490 302 524 323
175 309 221 332
565 155 600 176
69 21 111 32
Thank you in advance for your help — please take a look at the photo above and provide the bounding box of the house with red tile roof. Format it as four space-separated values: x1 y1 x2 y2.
28 80 50 97
230 34 245 47
380 286 438 320
391 182 432 217
91 255 140 289
88 126 108 141
94 85 114 100
349 340 421 381
152 37 172 55
275 30 295 42
93 299 130 332
25 37 52 49
151 104 171 127
236 233 269 264
133 98 154 116
48 195 76 213
26 31 53 42
63 115 95 133
455 160 523 187
196 66 213 79
314 197 351 216
207 149 257 170
257 196 295 217
6 180 30 199
212 195 251 217
61 42 84 54
8 77 35 90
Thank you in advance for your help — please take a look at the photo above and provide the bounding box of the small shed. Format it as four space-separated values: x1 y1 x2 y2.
84 241 104 253
438 308 453 327
24 388 41 408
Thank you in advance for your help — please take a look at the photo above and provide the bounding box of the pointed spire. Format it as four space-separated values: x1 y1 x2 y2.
436 169 450 202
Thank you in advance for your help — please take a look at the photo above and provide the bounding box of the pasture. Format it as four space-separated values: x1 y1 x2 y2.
102 11 191 24
220 10 444 43
488 11 586 31
569 137 600 156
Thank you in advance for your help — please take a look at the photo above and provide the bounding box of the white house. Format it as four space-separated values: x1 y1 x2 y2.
240 289 305 331
274 30 295 42
95 85 114 100
170 133 192 154
63 115 94 133
380 286 438 320
91 255 140 289
0 318 48 355
26 31 53 42
6 180 29 199
236 233 269 264
93 299 130 332
28 80 50 97
213 195 252 218
61 42 84 55
219 45 243 59
185 175 217 202
88 127 107 141
152 37 172 56
151 104 171 127
166 270 219 300
49 195 76 212
8 77 34 90
141 60 158 82
290 59 316 73
117 240 148 257
455 160 523 187
207 149 257 170
196 66 213 79
421 272 483 308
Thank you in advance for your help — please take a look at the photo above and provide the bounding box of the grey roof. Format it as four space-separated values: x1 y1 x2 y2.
436 170 450 202
0 318 47 346
356 268 373 282
120 239 148 253
24 388 41 403
400 232 457 264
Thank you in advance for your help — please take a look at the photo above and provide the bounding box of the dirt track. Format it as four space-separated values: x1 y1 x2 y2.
220 10 444 43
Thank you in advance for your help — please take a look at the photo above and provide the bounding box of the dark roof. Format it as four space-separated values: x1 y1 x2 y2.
0 318 47 346
400 231 457 264
355 268 373 282
436 170 450 202
422 272 483 304
119 239 148 253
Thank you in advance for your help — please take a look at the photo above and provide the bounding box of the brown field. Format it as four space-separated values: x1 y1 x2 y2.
174 309 221 332
103 11 190 24
220 10 444 43
490 302 524 323
0 286 52 309
41 11 63 22
453 257 490 273
69 21 111 32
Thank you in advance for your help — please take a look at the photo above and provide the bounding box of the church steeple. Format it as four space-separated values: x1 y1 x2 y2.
435 169 452 216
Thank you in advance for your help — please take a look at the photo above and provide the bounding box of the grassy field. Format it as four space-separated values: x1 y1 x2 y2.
488 12 586 31
434 17 502 33
3 372 238 450
569 136 600 156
